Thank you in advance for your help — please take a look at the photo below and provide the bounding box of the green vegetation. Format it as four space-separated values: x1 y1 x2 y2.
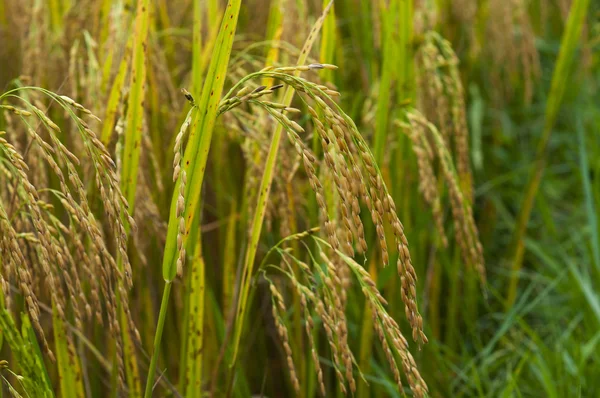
0 0 599 397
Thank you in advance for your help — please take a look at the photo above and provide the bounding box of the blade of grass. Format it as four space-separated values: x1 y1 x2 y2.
373 0 398 165
144 2 242 397
222 201 238 315
98 0 113 55
22 314 53 395
506 0 591 308
319 0 336 83
179 0 224 391
120 0 149 206
357 258 377 397
47 0 62 33
262 0 284 87
52 300 85 398
179 181 206 396
182 241 205 398
100 35 133 145
191 0 203 98
576 114 600 270
113 0 150 395
198 1 224 83
157 0 175 71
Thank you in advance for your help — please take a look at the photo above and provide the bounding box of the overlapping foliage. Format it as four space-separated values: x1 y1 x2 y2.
0 0 599 397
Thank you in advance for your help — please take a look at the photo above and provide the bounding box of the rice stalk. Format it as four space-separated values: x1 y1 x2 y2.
485 0 541 104
221 200 238 315
191 0 204 98
319 0 336 83
373 0 398 165
181 240 206 398
577 114 600 271
399 110 486 283
0 1 590 396
357 258 377 397
121 0 149 208
507 0 591 308
257 230 428 397
0 87 135 396
417 31 473 198
100 34 133 145
110 0 151 394
217 63 429 396
262 0 285 87
145 1 242 396
52 299 86 398
230 0 335 366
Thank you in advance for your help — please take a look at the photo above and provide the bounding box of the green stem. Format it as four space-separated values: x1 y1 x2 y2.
577 117 600 271
145 2 241 396
144 281 172 398
506 0 591 308
230 119 284 364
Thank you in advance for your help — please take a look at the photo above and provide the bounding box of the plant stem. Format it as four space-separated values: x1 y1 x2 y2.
576 115 600 271
144 281 172 398
506 0 591 308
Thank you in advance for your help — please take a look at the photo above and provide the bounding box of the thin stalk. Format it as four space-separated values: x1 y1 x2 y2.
357 258 377 397
143 282 172 398
100 33 133 145
284 180 303 389
393 0 414 201
444 250 460 350
181 207 206 398
53 299 85 398
145 1 242 395
320 0 336 83
222 200 238 313
427 253 442 339
47 0 62 33
506 0 591 307
577 115 600 271
115 0 150 393
121 0 149 207
373 0 398 165
262 0 284 87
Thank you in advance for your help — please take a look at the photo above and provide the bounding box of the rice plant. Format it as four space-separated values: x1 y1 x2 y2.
1 0 599 397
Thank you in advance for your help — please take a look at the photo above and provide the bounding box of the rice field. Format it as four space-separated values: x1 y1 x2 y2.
0 0 599 397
